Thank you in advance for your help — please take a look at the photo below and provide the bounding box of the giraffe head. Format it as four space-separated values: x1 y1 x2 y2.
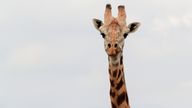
93 4 140 57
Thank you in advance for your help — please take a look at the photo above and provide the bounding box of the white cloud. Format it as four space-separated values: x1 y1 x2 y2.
6 38 86 65
168 13 192 28
152 18 169 32
182 13 192 27
168 16 182 27
145 9 192 59
7 43 44 65
179 81 192 87
165 81 192 108
152 9 192 31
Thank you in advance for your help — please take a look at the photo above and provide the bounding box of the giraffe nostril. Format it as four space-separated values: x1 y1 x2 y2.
108 43 111 48
114 44 117 48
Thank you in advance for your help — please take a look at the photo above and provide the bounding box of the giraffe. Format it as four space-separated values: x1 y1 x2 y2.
92 4 140 108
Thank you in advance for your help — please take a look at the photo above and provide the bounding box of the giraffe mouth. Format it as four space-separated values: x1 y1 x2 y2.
108 52 119 57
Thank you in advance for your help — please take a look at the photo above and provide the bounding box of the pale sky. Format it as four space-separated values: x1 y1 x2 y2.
0 0 192 108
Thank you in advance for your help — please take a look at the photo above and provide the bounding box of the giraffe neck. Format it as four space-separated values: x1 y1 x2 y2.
108 54 130 108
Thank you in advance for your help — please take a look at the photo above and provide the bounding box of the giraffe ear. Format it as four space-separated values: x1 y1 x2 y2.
128 22 140 33
92 18 103 31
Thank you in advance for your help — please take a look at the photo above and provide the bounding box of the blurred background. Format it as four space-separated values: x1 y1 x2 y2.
0 0 192 108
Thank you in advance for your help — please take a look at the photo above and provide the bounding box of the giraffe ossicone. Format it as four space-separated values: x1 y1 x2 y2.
92 4 140 108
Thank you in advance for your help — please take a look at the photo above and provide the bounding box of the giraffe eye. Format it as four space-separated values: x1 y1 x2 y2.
100 32 106 38
123 33 128 38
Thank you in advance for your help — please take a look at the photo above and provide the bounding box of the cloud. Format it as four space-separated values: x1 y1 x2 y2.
6 37 87 65
152 9 192 31
179 81 192 87
168 14 192 28
164 81 192 107
139 8 192 60
7 43 44 65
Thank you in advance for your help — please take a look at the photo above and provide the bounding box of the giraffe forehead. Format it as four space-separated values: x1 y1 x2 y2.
109 20 121 31
107 22 121 41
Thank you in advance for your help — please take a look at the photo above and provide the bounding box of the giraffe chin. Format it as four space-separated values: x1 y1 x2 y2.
108 53 118 57
107 52 121 59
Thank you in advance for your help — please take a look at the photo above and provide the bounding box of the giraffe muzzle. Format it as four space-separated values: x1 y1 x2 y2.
107 48 118 57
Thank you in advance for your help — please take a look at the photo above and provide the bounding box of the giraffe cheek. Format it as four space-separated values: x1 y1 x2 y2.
117 47 122 53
